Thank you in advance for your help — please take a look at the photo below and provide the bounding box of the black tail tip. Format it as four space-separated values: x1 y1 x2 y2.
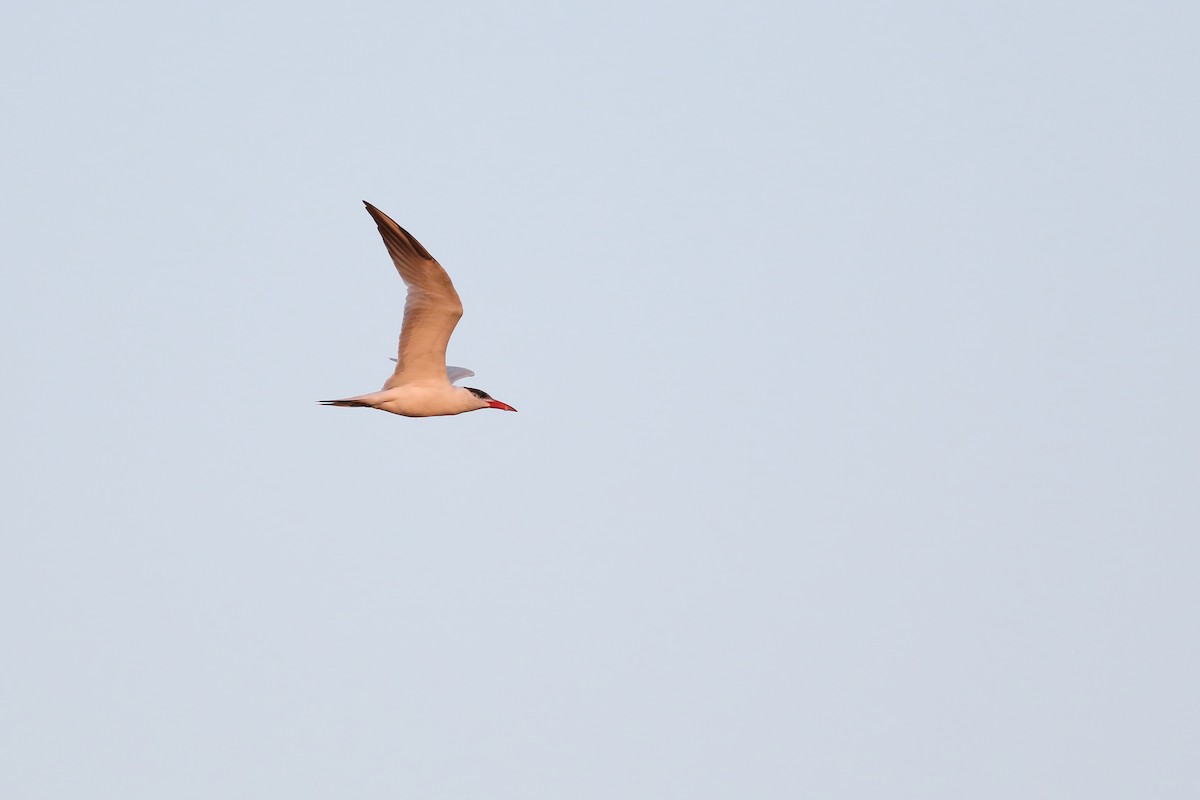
319 399 373 408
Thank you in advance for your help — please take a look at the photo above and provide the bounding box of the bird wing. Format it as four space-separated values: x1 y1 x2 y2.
363 202 464 388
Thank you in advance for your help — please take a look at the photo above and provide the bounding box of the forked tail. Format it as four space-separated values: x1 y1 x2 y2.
318 398 375 408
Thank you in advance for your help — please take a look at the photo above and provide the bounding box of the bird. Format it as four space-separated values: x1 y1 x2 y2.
319 202 517 417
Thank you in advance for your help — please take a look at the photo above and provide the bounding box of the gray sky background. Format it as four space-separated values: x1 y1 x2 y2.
3 1 1198 797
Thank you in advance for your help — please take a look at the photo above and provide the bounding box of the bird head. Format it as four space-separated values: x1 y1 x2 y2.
464 386 517 412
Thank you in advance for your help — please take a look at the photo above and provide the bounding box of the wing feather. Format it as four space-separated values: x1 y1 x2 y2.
362 202 464 387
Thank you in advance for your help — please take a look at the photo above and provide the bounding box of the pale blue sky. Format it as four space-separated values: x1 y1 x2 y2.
3 1 1198 797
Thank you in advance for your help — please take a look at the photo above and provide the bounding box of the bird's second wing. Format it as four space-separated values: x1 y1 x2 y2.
363 202 464 387
388 359 475 385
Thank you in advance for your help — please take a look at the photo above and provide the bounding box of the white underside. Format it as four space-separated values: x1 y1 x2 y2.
347 383 489 417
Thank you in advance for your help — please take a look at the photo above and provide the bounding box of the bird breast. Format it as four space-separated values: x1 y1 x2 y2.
372 384 484 417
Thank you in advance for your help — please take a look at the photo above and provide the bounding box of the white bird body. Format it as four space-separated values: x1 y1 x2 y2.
325 385 485 417
320 203 516 417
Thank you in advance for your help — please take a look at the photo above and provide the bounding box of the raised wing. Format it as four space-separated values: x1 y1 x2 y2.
363 202 464 387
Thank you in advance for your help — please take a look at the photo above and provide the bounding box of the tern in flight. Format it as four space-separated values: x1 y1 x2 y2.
320 202 517 417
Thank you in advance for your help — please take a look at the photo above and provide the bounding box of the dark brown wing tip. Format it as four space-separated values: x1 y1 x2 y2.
361 202 435 261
